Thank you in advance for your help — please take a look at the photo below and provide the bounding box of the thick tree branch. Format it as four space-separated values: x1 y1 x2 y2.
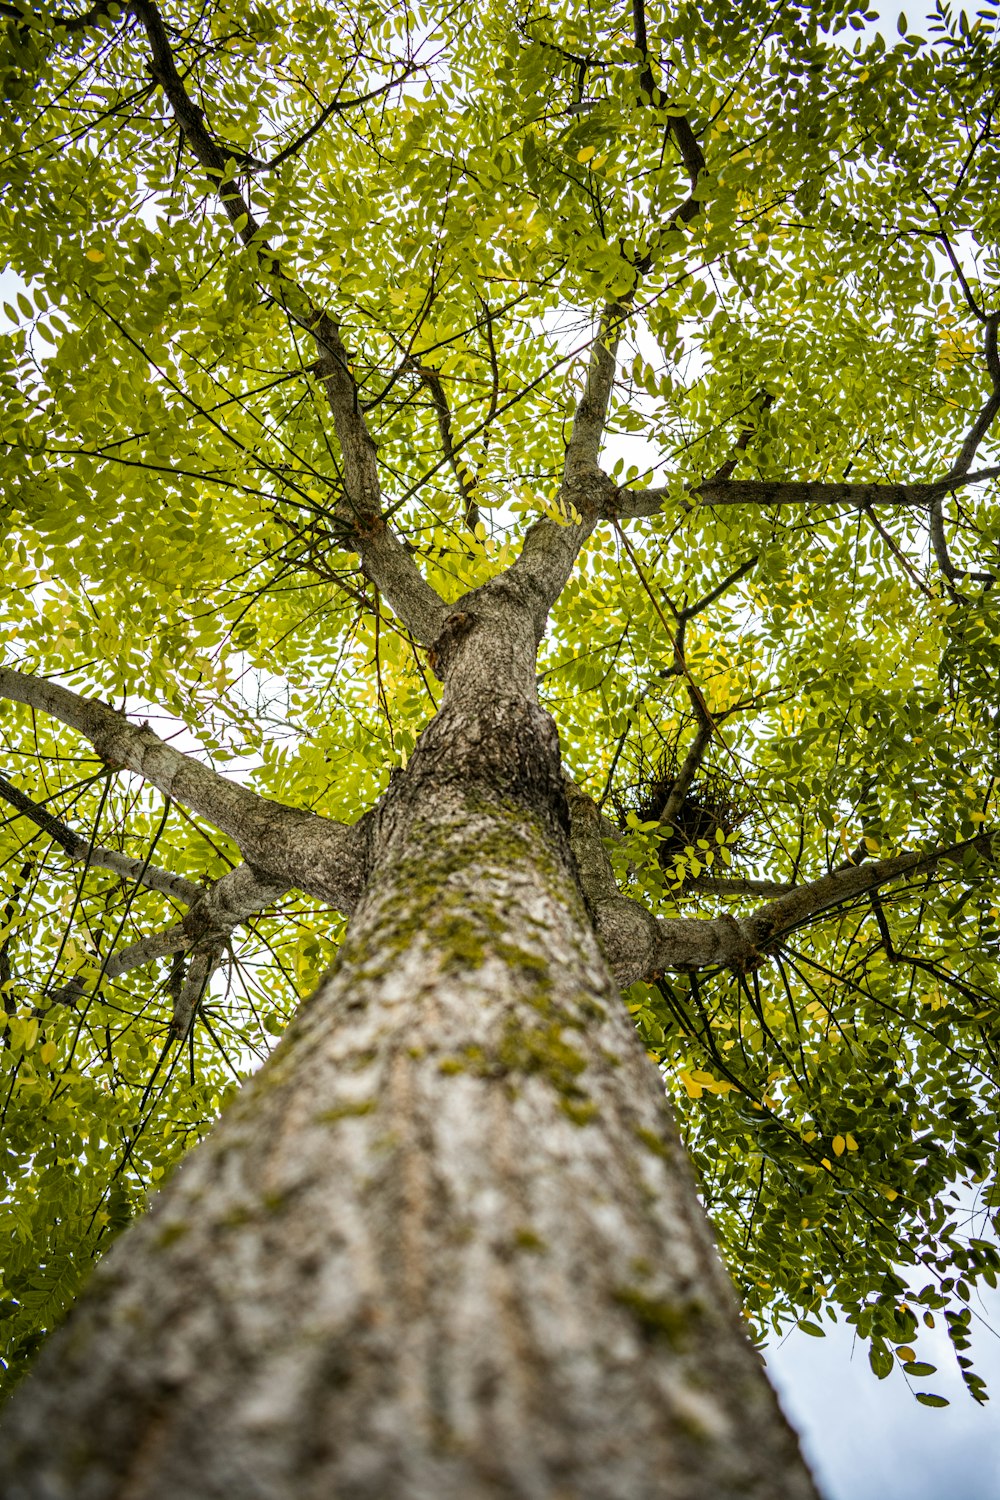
493 50 708 637
565 782 758 982
0 766 290 992
104 862 289 982
0 771 200 904
0 668 368 912
613 469 1000 519
564 301 626 476
104 924 187 981
488 296 629 641
566 778 997 985
129 0 447 644
743 829 997 950
181 861 289 947
169 946 220 1040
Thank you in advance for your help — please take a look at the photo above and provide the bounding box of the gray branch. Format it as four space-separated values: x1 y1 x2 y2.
104 924 188 981
565 778 997 986
105 862 290 982
742 830 997 951
181 862 289 947
0 667 368 913
169 947 220 1040
482 97 708 640
614 469 1000 520
565 781 758 982
0 771 200 904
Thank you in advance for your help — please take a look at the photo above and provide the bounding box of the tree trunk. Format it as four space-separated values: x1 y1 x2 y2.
0 691 819 1499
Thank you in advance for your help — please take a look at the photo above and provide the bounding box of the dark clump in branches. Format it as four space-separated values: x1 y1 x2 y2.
612 748 746 864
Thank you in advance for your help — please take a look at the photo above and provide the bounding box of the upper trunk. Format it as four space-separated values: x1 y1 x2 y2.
0 690 818 1500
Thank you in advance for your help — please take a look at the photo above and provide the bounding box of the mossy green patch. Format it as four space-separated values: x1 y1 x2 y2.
612 1287 704 1350
342 801 577 989
316 1099 376 1123
219 1203 255 1230
559 1096 599 1126
152 1220 190 1250
634 1125 671 1160
438 1057 466 1075
497 1020 585 1089
513 1226 548 1252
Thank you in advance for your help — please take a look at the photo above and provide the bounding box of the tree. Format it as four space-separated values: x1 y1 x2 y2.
0 0 998 1491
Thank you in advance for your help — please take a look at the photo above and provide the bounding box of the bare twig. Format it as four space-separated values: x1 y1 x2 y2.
407 360 481 533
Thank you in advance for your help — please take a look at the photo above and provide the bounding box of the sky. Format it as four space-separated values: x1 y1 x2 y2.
767 1294 1000 1500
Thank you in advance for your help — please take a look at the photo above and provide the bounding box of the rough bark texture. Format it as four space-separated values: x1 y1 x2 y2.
0 688 818 1500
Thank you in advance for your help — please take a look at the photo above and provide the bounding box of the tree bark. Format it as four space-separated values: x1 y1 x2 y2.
0 690 818 1499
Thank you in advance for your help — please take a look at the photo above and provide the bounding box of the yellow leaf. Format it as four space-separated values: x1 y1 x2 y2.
821 1157 833 1171
803 1129 817 1142
832 1134 846 1156
845 1132 859 1152
40 1040 57 1065
882 1186 898 1202
679 1070 703 1099
577 146 596 163
896 1346 916 1363
85 249 106 262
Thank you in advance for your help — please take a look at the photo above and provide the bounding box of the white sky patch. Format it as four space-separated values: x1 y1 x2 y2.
767 1285 1000 1500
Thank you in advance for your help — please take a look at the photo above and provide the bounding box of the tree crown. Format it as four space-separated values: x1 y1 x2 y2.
1 0 998 1408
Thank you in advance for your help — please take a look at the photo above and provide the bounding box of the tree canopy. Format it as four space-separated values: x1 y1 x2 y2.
0 0 998 1415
